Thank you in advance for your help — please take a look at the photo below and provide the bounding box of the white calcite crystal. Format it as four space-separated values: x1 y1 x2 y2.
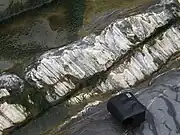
0 89 10 99
0 73 29 134
95 26 180 92
25 1 180 103
0 102 28 123
0 102 29 134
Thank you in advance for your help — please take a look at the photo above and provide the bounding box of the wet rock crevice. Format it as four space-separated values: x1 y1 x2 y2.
0 0 180 134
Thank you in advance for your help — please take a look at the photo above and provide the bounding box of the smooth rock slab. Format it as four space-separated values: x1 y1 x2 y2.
57 70 180 135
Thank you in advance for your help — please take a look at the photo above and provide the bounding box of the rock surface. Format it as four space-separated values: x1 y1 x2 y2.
94 25 180 92
0 0 179 134
0 73 24 96
25 0 180 103
0 0 54 21
51 70 180 135
0 73 29 135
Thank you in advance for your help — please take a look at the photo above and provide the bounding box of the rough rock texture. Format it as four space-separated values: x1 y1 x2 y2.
0 0 179 134
0 0 54 21
0 73 24 98
52 70 180 135
0 73 29 135
25 0 180 103
95 26 180 92
68 24 180 105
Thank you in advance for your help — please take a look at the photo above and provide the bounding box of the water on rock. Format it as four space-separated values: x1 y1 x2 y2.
0 0 180 135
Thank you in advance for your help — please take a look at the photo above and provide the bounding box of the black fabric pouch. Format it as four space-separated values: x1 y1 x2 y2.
107 92 146 127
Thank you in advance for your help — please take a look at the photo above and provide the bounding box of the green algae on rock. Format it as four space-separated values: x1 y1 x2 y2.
0 0 179 135
25 0 180 104
0 0 54 21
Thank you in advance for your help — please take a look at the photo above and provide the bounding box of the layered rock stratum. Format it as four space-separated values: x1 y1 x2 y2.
0 0 180 134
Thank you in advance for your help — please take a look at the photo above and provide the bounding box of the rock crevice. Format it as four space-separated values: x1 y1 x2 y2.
25 0 180 103
0 0 180 134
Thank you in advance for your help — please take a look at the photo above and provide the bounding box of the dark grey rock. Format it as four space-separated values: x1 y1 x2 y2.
57 70 180 135
0 0 54 21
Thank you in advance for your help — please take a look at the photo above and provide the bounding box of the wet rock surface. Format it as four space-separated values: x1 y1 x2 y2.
0 73 29 135
25 0 180 103
0 0 179 134
0 0 54 21
0 73 24 94
50 70 180 135
0 60 13 71
94 25 180 92
0 0 157 72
